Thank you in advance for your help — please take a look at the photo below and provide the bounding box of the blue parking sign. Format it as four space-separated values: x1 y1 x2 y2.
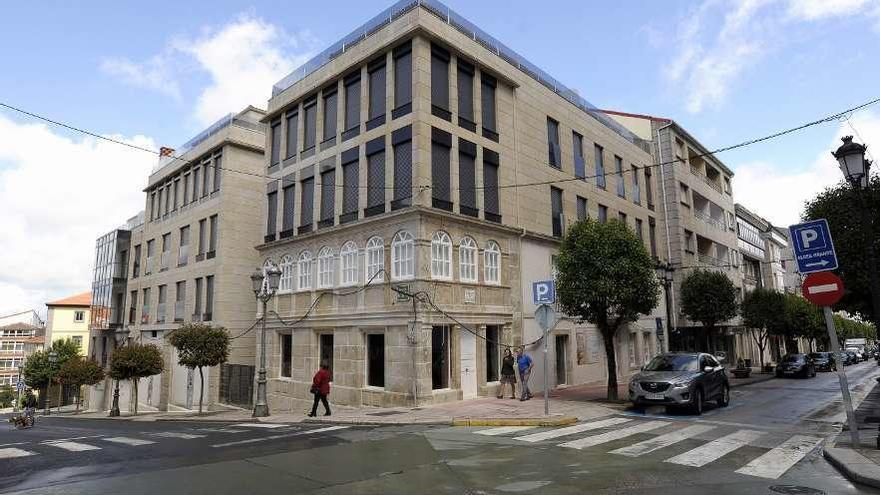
789 219 838 274
532 280 556 305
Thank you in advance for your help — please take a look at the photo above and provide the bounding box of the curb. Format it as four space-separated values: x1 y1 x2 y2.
302 417 452 426
729 373 775 389
824 446 880 489
451 416 578 427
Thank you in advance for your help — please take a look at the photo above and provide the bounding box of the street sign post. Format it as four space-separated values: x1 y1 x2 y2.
789 219 839 274
535 304 557 416
532 280 556 305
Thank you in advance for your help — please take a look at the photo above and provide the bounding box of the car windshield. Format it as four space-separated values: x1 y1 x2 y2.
643 355 699 372
782 355 804 363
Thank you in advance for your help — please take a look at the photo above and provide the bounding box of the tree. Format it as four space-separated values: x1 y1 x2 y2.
740 288 787 369
803 176 880 323
57 357 105 413
108 343 164 415
168 323 230 413
22 338 82 409
680 269 739 350
556 219 660 400
780 294 824 353
0 385 14 408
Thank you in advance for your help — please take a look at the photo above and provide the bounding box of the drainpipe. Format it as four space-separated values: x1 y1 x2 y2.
656 122 676 353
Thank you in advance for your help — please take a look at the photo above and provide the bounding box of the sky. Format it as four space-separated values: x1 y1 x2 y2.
1 0 879 317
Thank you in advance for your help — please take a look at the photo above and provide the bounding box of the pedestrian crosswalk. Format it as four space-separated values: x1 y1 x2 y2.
0 423 350 460
470 416 823 480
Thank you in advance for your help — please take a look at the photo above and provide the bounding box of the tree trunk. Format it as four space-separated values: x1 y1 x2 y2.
600 323 619 401
57 383 62 414
198 367 204 415
132 379 139 415
75 387 80 414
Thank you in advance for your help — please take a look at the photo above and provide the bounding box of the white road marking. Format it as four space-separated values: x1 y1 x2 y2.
474 426 537 436
665 430 764 467
610 424 716 457
210 425 349 448
0 448 34 459
559 421 670 450
102 437 156 446
150 432 206 439
514 418 633 443
196 428 248 434
734 435 822 479
44 441 101 452
235 423 287 429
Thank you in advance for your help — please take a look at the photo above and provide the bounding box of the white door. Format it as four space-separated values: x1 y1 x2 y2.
460 330 477 399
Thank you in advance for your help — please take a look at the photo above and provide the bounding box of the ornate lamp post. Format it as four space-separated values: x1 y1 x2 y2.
45 351 58 416
654 262 675 353
832 137 880 334
109 328 129 417
251 264 282 417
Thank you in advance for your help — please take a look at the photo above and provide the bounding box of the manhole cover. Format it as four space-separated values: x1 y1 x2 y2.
769 486 825 495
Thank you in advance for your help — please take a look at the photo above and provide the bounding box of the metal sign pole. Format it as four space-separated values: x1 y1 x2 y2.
824 306 860 446
543 321 549 416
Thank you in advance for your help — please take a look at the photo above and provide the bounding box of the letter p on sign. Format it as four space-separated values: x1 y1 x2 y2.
800 229 819 249
532 280 556 305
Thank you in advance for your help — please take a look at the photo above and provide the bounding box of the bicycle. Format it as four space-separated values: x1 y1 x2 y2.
8 408 35 429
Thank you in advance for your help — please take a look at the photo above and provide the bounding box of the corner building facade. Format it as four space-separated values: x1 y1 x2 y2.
258 1 669 409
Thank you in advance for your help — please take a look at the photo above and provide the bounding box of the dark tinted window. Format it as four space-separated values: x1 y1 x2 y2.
782 354 805 363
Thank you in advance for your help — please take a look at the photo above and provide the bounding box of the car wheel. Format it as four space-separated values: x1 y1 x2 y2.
717 383 730 407
690 388 704 415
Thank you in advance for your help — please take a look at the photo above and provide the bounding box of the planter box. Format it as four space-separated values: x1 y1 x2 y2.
732 369 752 379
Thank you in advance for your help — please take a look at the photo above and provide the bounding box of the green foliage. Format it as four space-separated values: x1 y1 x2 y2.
22 338 82 389
781 293 824 342
741 288 787 368
834 314 876 341
57 357 105 413
680 270 739 330
108 343 163 381
168 323 230 370
555 219 660 400
0 385 14 408
803 176 880 322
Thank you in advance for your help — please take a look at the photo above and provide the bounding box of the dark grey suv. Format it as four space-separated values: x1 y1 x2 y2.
628 352 730 415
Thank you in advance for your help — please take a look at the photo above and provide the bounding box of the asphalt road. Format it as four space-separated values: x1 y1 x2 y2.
1 361 878 495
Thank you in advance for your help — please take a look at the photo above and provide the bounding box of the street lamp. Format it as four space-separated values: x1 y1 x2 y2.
109 329 129 417
251 263 282 417
46 351 58 416
655 262 675 354
831 136 880 335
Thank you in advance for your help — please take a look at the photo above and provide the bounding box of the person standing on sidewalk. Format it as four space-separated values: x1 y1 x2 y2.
516 347 533 401
498 348 517 399
308 360 332 417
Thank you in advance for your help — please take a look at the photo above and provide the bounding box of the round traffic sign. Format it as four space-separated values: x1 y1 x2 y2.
802 271 845 306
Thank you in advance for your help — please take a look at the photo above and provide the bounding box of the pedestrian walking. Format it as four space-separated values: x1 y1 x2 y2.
516 347 533 401
308 360 332 417
497 348 517 399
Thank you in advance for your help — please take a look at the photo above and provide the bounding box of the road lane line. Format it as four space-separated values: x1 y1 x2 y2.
0 448 35 459
150 432 206 439
610 424 716 457
102 437 156 446
235 423 287 429
475 426 537 436
665 430 764 467
734 435 823 479
196 428 248 434
559 421 670 450
514 418 633 443
210 425 350 448
44 441 101 452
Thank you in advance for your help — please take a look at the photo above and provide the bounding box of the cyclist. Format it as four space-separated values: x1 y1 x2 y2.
23 391 37 425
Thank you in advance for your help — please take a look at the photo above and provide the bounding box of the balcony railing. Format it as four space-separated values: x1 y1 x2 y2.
693 210 726 230
703 175 723 193
698 253 726 267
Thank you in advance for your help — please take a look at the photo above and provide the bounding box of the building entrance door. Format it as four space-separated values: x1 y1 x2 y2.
555 334 568 386
460 329 477 399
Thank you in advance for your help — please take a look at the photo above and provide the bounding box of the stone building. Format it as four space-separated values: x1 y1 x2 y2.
256 0 668 410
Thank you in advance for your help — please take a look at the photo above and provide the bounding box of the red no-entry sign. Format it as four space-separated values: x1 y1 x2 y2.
802 271 845 306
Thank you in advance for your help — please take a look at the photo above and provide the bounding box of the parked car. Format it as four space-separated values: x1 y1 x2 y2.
809 352 836 372
776 353 816 378
846 350 859 365
846 347 865 362
628 352 729 415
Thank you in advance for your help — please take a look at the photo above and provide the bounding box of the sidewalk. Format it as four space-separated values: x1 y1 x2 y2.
824 375 880 489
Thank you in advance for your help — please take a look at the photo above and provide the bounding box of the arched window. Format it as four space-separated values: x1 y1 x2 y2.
279 255 294 292
340 241 359 286
317 246 335 289
297 251 313 290
484 241 500 285
431 231 452 279
459 237 477 283
366 236 385 282
391 231 414 280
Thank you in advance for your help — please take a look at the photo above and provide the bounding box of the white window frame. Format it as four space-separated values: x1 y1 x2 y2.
484 241 501 285
317 246 336 289
391 231 414 281
297 251 313 291
366 236 385 283
458 237 477 283
431 231 453 280
279 254 294 292
340 241 359 287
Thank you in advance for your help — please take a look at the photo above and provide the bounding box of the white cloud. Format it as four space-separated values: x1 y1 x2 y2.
787 0 875 20
102 14 316 127
732 110 880 227
0 114 155 316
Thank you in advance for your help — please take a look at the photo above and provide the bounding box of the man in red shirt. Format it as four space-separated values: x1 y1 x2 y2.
309 360 332 417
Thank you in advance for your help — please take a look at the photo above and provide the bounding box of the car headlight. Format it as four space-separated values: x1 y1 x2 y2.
671 381 688 388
